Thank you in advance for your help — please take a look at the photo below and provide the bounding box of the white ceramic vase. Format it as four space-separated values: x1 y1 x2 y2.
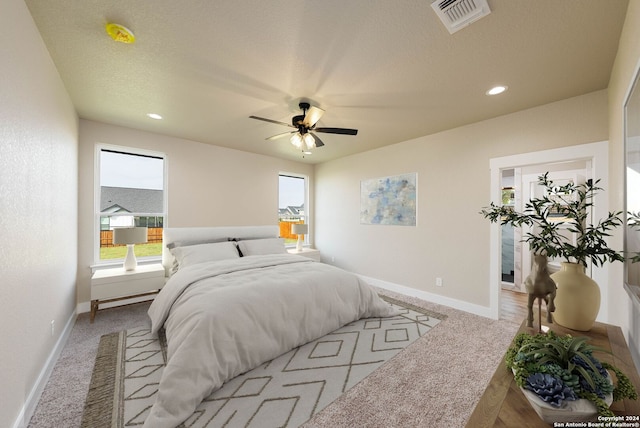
551 262 600 331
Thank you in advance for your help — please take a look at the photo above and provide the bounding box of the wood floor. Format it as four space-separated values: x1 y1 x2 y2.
500 288 550 325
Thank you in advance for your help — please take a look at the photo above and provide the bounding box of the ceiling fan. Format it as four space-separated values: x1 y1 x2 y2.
249 102 358 150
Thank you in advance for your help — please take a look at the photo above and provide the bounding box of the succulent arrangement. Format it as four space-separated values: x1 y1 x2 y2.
506 331 637 417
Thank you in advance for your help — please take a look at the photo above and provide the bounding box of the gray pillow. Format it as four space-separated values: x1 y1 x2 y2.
237 238 287 256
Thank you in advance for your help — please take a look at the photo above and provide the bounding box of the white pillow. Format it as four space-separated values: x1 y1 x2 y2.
238 238 287 256
170 241 239 270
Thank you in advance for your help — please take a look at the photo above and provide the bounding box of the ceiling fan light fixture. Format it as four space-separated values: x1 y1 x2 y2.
250 100 357 150
303 133 315 150
290 133 303 148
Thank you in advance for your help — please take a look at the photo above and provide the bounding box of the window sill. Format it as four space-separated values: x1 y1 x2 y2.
91 256 162 273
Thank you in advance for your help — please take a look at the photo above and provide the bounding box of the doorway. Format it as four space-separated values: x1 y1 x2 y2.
488 141 610 321
502 163 590 288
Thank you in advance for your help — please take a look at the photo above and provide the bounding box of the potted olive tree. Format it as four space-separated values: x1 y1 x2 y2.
481 173 624 331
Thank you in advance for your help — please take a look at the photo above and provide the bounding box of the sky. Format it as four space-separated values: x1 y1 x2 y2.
278 175 305 209
101 151 164 190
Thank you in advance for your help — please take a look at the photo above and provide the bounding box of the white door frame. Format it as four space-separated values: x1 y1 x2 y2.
488 141 609 320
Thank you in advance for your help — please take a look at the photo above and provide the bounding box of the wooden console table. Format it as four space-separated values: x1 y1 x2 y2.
466 320 640 427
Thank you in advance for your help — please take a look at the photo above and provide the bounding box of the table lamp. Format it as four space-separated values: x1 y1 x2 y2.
291 223 308 252
113 227 148 271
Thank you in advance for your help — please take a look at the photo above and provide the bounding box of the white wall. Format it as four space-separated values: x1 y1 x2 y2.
3 3 636 427
77 120 313 304
608 0 640 362
0 1 79 427
315 90 609 311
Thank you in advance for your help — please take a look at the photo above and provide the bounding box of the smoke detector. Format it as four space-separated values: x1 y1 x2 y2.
105 23 136 44
431 0 491 34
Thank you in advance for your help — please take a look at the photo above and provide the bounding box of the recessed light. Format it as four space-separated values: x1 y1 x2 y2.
486 85 508 96
303 151 312 155
147 113 163 120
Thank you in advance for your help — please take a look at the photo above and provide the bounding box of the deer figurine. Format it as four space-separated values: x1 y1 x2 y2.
524 254 556 332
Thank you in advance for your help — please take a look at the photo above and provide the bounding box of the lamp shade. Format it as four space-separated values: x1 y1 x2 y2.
291 223 308 235
303 133 315 149
290 133 303 148
113 227 148 245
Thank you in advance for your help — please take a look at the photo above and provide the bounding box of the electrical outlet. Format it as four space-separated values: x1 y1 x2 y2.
331 256 335 263
436 277 443 287
51 320 55 337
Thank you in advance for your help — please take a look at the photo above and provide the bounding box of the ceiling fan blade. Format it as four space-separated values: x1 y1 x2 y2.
302 106 325 127
266 131 295 141
310 132 324 147
315 127 358 136
249 115 295 128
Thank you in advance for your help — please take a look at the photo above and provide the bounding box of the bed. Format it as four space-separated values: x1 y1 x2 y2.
143 226 399 428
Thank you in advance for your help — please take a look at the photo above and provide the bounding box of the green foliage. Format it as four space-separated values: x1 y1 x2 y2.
538 363 580 390
580 391 614 417
602 362 638 402
480 173 624 267
519 335 604 391
505 331 638 416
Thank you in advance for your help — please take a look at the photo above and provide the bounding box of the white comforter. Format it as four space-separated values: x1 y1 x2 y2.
144 254 398 428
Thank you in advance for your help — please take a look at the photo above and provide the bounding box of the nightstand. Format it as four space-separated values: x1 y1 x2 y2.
287 247 321 262
90 263 165 323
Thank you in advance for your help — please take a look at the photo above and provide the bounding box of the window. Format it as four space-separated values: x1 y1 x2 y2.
278 173 308 246
97 147 166 262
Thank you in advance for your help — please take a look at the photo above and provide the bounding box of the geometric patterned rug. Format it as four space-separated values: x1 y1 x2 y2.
81 296 445 428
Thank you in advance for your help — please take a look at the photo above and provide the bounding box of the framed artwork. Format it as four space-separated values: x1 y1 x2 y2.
360 173 417 226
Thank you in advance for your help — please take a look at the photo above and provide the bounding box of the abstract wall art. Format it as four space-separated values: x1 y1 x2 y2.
360 173 417 226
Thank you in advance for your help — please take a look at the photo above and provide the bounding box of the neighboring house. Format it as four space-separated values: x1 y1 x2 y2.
100 186 163 229
100 186 163 214
278 204 304 220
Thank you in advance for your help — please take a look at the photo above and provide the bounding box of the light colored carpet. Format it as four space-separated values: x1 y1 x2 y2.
303 289 520 428
81 297 445 427
28 291 520 427
28 302 152 428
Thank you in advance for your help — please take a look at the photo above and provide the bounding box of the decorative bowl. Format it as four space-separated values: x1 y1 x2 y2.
518 372 613 423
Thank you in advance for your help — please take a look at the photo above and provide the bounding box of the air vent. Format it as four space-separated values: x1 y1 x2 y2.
431 0 491 34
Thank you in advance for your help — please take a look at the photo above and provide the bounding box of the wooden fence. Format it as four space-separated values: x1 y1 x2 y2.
102 225 303 247
279 221 305 240
100 227 163 248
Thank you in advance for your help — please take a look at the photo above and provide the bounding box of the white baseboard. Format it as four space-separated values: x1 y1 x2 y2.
13 309 76 428
358 274 494 319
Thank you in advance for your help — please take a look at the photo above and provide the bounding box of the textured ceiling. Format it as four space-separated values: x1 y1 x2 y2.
25 0 629 164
